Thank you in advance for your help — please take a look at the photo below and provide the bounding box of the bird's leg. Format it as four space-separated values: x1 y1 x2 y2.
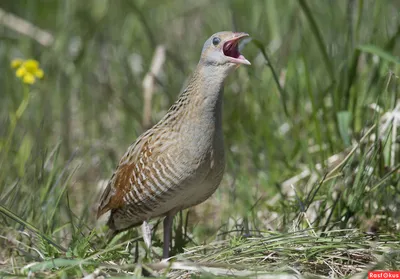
163 212 174 259
141 220 152 256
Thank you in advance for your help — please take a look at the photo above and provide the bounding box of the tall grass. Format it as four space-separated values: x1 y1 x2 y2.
0 0 399 277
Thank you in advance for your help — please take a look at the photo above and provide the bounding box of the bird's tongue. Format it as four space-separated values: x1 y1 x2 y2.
223 38 251 65
223 40 240 58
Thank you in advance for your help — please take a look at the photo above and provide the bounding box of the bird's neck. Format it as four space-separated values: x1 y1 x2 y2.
161 64 228 132
185 64 226 124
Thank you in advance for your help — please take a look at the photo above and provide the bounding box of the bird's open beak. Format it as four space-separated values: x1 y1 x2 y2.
222 33 251 65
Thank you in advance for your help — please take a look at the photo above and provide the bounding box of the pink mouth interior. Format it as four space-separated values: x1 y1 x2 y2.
223 40 241 59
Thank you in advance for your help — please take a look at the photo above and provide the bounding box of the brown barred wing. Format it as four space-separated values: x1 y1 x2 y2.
97 133 185 221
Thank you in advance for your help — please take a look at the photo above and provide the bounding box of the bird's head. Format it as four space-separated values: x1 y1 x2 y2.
199 31 251 72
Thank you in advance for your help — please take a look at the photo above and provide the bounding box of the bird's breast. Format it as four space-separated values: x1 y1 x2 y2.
170 119 225 209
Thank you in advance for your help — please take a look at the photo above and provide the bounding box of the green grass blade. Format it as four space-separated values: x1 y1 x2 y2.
251 39 289 118
22 259 93 272
357 45 400 65
0 204 67 252
298 0 335 82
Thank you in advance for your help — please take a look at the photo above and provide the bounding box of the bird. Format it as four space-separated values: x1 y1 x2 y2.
97 31 251 259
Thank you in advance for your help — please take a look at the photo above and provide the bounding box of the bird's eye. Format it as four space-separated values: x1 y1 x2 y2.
212 37 221 46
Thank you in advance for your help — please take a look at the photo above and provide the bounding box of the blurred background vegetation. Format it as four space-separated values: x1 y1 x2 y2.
0 0 400 278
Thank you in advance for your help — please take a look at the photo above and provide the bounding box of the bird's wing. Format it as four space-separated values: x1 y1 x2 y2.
97 128 183 218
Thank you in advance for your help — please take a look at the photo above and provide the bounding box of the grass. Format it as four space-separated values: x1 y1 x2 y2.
1 0 400 278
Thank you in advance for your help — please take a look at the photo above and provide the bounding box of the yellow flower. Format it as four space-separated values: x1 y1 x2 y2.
35 69 44 79
23 73 35 84
23 59 39 71
16 67 26 78
11 58 44 84
11 59 23 69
